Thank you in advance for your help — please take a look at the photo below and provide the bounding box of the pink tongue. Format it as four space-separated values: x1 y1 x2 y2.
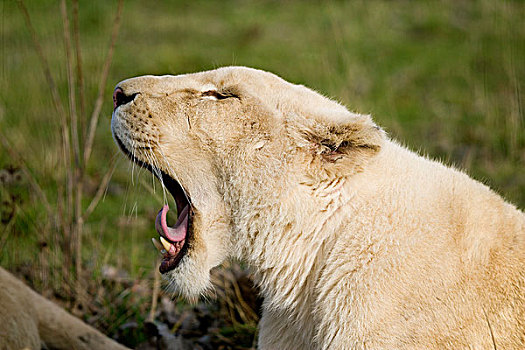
155 204 188 242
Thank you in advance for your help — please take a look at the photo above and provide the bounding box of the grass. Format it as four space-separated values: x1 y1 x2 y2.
1 0 524 347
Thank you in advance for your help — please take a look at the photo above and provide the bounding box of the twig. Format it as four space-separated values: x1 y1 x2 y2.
83 0 123 165
56 181 72 291
171 311 192 333
74 182 85 310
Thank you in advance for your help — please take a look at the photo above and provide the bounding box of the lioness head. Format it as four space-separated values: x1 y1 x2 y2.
111 66 383 298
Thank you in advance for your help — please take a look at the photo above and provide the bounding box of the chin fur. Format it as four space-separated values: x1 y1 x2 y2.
162 253 213 301
162 210 232 300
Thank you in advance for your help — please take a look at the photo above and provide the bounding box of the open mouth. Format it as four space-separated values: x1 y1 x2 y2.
114 134 192 273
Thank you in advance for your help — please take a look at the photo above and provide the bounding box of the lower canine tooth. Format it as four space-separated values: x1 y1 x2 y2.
160 236 174 253
151 238 164 252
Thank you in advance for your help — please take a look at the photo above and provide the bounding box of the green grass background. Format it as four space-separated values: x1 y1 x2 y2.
1 0 524 344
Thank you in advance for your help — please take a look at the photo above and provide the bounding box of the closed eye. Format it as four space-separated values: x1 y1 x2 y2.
201 89 239 100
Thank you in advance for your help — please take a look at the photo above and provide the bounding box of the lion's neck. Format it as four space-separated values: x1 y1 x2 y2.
229 172 351 318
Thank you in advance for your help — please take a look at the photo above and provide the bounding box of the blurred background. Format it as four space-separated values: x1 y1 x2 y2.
1 0 524 348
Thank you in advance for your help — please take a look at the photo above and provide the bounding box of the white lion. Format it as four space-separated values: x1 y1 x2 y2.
111 66 525 349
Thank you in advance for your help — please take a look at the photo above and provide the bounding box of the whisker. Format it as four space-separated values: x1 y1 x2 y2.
146 149 157 193
130 139 137 186
148 148 169 205
157 147 192 207
143 149 157 191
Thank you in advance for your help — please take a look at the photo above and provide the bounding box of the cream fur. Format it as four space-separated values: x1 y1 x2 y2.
112 66 525 349
0 267 129 350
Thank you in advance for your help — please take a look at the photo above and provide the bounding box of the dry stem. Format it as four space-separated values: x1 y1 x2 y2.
84 0 123 165
72 0 85 130
16 0 124 306
148 259 161 322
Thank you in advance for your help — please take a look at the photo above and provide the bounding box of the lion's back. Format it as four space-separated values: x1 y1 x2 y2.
312 141 525 349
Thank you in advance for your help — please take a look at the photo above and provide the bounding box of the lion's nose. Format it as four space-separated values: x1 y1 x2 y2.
113 87 138 110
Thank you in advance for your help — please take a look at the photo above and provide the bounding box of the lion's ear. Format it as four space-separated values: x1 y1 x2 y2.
286 110 385 175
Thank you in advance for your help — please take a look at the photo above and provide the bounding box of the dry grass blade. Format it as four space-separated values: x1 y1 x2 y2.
60 0 80 166
82 160 117 221
0 217 16 252
18 0 74 233
72 0 85 127
17 0 67 122
148 259 161 322
230 275 259 323
59 0 86 309
0 130 52 217
211 264 260 326
83 0 124 165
